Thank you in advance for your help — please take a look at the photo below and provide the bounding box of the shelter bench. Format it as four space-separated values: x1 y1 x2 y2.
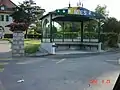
55 42 102 52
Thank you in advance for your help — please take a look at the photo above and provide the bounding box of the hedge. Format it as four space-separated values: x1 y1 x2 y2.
4 34 42 39
27 34 41 39
53 32 99 39
83 32 98 39
25 44 40 54
4 34 13 38
53 32 79 39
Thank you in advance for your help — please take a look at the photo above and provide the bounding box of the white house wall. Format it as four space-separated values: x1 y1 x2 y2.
0 13 13 34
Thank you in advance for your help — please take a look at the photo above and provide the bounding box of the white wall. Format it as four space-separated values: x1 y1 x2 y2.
0 13 13 34
41 43 56 54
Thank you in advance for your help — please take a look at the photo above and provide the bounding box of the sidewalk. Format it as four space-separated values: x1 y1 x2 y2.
55 50 103 55
0 40 12 89
0 40 12 59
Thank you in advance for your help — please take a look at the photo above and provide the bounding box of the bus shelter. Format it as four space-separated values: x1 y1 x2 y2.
40 7 104 54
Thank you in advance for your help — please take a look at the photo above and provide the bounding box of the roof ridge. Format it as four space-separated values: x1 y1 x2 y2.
0 0 17 8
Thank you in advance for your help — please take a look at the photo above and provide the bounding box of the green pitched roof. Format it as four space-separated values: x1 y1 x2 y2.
40 7 105 22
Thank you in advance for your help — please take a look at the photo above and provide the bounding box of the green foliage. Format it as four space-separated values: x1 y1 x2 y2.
100 32 119 48
11 0 45 38
60 22 81 32
53 32 79 39
24 39 31 41
84 32 98 39
95 4 109 18
24 40 40 54
14 0 45 24
102 17 120 33
84 20 98 32
29 21 42 34
25 44 40 54
11 8 29 23
1 38 12 43
84 4 109 33
53 31 99 39
0 64 4 72
52 25 57 33
82 5 108 38
101 17 120 47
107 33 118 47
28 29 40 35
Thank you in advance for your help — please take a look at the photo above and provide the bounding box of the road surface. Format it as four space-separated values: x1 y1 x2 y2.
0 51 120 90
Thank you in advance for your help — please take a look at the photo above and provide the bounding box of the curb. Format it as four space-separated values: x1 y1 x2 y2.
25 53 51 57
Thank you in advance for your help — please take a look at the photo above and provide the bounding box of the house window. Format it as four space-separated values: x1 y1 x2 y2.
1 6 5 10
6 15 9 21
0 15 4 21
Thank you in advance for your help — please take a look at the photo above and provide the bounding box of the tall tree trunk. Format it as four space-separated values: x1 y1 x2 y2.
25 30 28 39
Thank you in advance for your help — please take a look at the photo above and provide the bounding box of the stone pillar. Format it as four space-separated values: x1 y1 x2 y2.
12 31 24 57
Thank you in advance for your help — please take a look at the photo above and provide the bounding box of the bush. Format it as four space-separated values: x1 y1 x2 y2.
25 44 40 54
26 34 41 39
4 34 13 38
107 33 118 47
24 39 40 54
100 32 119 48
28 30 41 35
84 32 98 39
53 31 101 39
53 32 79 39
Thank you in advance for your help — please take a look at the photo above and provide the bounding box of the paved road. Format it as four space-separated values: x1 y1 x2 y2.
0 40 12 58
0 51 120 90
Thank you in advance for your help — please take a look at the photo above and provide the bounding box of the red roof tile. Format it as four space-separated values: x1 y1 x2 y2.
0 0 17 8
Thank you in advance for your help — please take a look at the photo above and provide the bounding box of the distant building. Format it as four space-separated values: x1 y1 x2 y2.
0 0 17 34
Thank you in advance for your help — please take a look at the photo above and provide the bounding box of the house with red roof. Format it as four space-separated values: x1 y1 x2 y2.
0 0 17 34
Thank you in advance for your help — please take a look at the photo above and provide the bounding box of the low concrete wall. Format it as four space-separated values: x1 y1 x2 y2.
56 42 102 52
41 42 102 54
41 43 56 54
56 45 80 51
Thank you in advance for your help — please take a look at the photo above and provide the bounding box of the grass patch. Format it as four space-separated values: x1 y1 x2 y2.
0 63 8 72
24 40 41 54
24 39 31 41
1 38 41 54
0 38 12 43
0 68 4 72
24 39 40 45
24 44 40 54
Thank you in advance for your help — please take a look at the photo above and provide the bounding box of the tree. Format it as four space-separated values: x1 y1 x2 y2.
52 25 57 33
95 5 109 18
61 22 81 32
95 4 109 32
102 17 120 33
83 5 109 34
84 20 98 32
102 17 120 47
11 0 45 38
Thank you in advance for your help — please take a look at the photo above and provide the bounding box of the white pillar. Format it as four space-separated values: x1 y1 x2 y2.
98 42 102 52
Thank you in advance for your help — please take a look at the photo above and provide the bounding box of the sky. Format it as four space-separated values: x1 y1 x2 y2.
12 0 120 20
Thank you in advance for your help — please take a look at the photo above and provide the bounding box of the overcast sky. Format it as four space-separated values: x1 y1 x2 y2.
12 0 120 20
